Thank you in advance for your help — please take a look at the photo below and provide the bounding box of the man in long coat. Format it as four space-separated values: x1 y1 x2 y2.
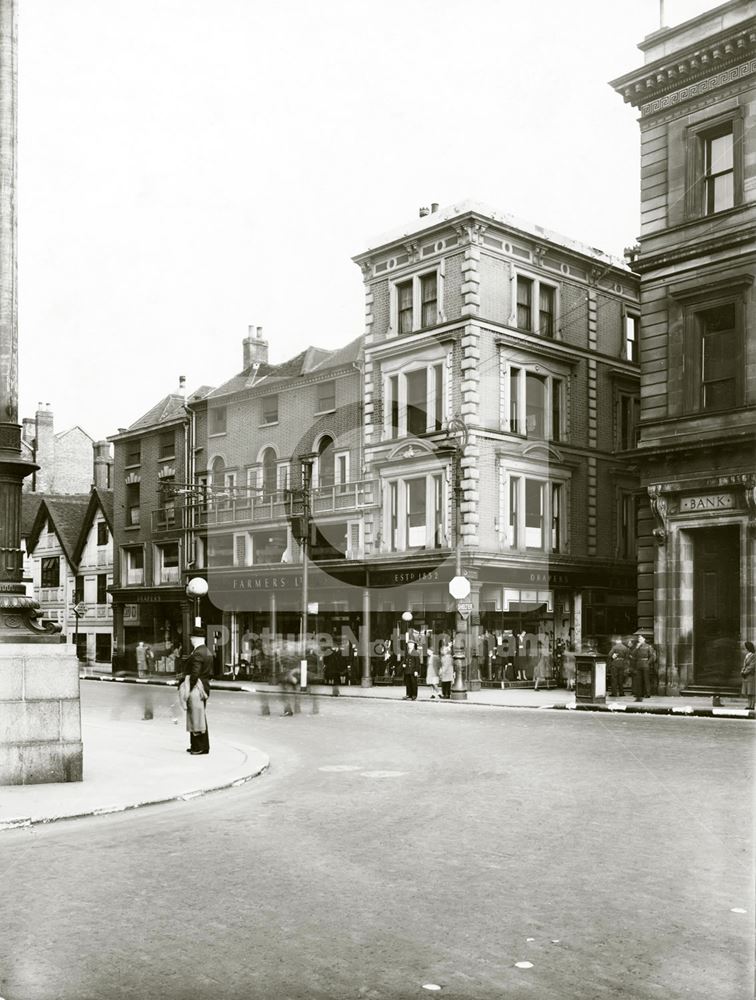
183 626 214 754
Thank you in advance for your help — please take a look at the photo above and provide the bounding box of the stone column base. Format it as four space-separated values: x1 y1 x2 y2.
0 643 83 785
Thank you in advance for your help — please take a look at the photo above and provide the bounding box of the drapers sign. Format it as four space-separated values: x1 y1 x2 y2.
679 494 736 513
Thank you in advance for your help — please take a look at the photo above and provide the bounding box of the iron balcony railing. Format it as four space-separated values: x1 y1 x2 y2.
152 479 377 533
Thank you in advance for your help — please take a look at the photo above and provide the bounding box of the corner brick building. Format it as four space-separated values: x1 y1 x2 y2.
353 201 640 678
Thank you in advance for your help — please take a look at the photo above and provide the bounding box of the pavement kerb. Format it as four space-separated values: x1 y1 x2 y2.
79 674 755 721
0 736 270 833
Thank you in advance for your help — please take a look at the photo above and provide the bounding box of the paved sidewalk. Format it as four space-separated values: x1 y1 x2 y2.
0 715 269 832
83 670 755 719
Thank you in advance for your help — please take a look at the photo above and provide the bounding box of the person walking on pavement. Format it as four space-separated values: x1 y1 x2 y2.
425 646 441 699
608 635 629 697
741 640 755 710
439 642 454 699
631 635 653 702
281 665 301 716
182 626 213 754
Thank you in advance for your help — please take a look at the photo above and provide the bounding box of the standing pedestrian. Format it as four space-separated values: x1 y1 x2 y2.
562 647 576 691
181 626 213 754
608 635 629 697
631 635 653 702
494 643 506 683
403 642 419 700
439 643 454 699
533 644 552 691
741 640 755 710
135 641 148 677
425 646 441 699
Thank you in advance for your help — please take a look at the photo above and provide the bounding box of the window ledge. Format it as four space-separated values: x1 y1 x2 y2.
314 409 336 417
208 432 227 438
158 454 176 462
123 525 141 532
124 463 141 470
259 421 279 428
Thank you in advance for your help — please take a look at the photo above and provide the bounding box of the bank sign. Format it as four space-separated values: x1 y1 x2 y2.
679 494 736 513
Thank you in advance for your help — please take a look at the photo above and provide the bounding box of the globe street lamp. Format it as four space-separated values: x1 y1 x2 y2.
445 418 470 701
186 577 208 630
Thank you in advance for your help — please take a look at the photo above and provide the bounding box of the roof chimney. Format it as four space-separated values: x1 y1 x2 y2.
419 206 430 218
431 202 439 213
243 325 269 369
93 440 113 490
178 375 186 397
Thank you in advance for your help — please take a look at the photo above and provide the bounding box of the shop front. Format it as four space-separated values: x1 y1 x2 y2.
112 587 187 674
477 562 636 683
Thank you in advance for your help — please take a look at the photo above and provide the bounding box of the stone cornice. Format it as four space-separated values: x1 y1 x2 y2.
610 17 756 110
636 223 756 273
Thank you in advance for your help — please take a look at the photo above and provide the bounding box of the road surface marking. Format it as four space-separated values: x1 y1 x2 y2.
731 907 746 913
422 985 441 992
515 961 534 969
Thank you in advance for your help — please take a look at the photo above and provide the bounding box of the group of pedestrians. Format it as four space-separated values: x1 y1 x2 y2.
403 641 454 700
607 634 657 700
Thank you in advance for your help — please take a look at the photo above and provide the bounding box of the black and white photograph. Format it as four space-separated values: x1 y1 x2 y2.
0 0 754 997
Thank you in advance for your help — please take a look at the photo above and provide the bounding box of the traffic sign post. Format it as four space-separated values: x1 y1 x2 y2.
73 602 87 647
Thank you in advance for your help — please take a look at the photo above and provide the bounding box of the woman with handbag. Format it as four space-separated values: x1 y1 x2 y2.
741 641 755 711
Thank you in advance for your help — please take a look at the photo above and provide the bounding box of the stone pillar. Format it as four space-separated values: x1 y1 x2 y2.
0 0 82 785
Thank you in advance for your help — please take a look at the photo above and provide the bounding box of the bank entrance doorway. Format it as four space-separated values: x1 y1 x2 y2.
693 526 740 688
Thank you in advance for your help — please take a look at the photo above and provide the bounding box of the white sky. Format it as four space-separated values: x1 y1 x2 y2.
17 0 717 441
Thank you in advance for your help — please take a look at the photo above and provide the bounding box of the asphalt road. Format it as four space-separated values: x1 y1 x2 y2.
1 684 753 1000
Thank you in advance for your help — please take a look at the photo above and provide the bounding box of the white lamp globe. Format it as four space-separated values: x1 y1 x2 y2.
186 577 209 598
401 611 413 622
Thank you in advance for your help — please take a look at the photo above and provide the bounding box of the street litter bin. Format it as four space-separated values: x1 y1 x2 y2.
575 654 606 705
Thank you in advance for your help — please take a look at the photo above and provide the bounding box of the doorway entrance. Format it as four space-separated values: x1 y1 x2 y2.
693 526 740 687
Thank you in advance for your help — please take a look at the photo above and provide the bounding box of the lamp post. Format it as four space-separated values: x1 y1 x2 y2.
293 453 316 689
445 418 470 700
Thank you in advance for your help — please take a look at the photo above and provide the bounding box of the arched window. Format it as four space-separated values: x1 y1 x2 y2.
317 435 335 488
261 448 277 496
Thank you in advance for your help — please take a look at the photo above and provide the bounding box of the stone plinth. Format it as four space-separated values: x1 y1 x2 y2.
0 643 82 784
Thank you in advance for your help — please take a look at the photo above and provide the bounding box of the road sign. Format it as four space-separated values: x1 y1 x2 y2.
307 602 319 615
456 601 473 618
449 575 471 599
73 602 87 617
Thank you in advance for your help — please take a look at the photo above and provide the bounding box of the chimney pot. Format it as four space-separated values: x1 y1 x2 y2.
243 326 269 368
419 207 429 218
431 202 439 213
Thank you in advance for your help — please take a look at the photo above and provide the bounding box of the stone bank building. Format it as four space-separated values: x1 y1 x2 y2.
612 0 756 693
